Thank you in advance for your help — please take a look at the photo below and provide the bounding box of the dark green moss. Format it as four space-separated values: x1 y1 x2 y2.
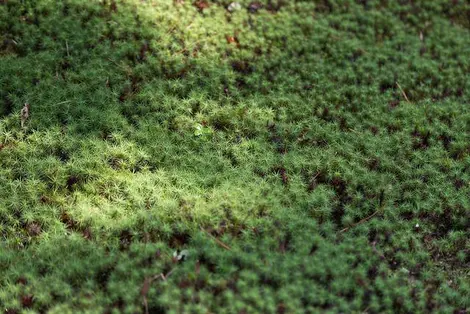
0 0 469 312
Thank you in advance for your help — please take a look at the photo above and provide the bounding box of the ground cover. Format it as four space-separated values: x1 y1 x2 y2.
0 0 469 313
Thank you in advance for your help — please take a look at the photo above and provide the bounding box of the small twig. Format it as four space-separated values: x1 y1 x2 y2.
312 171 321 181
175 40 203 55
371 241 385 260
396 82 410 102
143 296 148 314
107 57 121 67
158 268 175 281
55 100 71 106
200 226 232 251
142 270 174 314
150 273 165 282
142 277 151 314
66 40 70 57
107 58 133 75
339 209 380 233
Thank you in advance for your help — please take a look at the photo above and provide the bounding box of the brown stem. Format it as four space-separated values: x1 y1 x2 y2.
201 226 232 251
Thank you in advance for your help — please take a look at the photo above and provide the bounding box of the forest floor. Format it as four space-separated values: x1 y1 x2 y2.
0 0 469 313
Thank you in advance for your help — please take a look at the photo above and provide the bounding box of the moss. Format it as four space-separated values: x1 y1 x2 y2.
0 0 469 312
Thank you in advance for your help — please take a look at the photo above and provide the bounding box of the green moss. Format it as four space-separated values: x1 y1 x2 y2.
0 0 469 312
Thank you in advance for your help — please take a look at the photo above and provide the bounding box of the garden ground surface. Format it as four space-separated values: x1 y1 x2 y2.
0 0 469 313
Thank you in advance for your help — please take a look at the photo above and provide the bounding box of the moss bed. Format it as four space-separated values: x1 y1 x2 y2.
0 0 469 313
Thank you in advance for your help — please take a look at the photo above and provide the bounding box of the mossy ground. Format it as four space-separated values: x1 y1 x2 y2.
0 0 469 313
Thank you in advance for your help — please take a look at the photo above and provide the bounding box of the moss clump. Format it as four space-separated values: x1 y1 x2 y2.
0 0 469 312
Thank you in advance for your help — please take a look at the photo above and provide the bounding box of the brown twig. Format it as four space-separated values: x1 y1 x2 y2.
107 58 133 76
396 82 410 102
371 240 385 260
200 226 232 251
66 40 70 57
142 270 174 314
339 209 380 233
